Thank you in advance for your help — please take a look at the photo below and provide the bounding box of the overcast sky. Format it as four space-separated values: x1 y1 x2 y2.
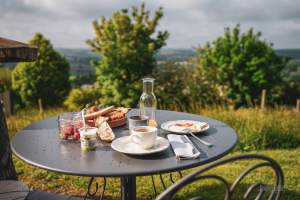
1 0 299 49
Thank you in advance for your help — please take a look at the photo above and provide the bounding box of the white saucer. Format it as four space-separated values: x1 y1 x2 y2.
161 120 210 134
111 136 170 155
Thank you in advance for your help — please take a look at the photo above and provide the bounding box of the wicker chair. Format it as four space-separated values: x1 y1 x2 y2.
0 102 84 200
156 154 284 200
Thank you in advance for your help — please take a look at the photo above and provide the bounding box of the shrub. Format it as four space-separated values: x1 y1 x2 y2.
64 87 102 111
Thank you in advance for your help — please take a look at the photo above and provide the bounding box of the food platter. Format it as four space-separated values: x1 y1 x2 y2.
161 120 209 134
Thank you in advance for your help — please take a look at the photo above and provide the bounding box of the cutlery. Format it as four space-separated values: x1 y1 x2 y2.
181 135 200 155
183 128 213 147
179 135 200 159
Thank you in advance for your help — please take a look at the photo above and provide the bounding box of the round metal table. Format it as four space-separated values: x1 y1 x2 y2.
11 109 238 200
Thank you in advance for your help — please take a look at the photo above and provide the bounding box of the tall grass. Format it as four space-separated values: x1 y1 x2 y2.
160 104 300 151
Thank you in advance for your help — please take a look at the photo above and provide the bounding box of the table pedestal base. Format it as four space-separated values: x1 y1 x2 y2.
121 176 136 200
85 177 106 200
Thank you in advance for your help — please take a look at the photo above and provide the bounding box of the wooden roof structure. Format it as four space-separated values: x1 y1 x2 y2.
0 37 38 62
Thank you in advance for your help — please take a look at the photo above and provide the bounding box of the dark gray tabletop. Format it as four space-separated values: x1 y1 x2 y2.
11 109 238 177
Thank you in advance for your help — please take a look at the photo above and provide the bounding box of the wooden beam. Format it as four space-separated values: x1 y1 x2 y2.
0 37 38 62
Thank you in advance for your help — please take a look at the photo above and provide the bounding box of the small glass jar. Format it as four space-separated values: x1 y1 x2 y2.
58 113 74 141
58 112 82 141
79 127 98 151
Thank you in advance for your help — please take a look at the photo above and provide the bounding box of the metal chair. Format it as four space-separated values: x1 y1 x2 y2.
156 154 284 200
0 101 84 200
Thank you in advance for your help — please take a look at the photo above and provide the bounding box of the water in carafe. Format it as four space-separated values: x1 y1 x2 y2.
139 78 157 127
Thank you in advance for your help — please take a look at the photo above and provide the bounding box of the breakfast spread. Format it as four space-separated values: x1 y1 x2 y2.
55 76 213 157
58 105 130 145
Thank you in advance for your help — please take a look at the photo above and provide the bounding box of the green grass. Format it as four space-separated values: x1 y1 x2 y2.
7 107 300 199
13 149 300 199
174 105 300 151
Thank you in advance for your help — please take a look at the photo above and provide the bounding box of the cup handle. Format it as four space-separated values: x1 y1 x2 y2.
130 134 141 143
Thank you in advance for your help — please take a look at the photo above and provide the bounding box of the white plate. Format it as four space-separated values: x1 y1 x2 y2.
111 136 170 155
161 120 209 134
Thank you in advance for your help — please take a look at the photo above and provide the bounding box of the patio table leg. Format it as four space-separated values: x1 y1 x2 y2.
121 176 136 200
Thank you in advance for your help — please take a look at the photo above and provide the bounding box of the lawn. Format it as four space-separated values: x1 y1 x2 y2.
7 107 300 199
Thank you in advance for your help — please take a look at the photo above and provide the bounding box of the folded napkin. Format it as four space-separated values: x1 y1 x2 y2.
167 134 200 160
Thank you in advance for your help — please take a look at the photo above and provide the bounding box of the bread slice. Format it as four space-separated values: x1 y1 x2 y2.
95 117 115 142
84 106 115 120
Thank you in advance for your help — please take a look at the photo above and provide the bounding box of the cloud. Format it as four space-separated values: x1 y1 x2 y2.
0 0 299 48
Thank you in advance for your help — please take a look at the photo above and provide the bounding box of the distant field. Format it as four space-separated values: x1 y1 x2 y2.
276 49 300 60
56 48 300 65
1 48 299 78
7 106 300 199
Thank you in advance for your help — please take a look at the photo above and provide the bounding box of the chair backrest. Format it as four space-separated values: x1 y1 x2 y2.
156 154 284 200
0 101 17 180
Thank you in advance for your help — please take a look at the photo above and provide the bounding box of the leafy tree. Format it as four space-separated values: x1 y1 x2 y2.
197 25 288 107
12 33 70 107
87 3 169 107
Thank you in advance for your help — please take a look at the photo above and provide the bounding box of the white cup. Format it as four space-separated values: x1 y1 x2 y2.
130 126 157 149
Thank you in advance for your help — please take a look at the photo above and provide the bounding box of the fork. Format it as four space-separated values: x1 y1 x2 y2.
183 128 213 147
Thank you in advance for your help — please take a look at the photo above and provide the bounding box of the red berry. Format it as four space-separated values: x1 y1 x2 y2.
64 127 74 135
74 132 80 139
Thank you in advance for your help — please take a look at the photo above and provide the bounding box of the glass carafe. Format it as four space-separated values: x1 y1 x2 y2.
139 78 157 126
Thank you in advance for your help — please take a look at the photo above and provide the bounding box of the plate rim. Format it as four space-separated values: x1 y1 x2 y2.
111 136 170 155
161 120 210 134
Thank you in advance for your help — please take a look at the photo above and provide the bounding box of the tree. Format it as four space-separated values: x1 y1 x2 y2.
12 33 70 107
197 25 288 107
87 3 169 107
